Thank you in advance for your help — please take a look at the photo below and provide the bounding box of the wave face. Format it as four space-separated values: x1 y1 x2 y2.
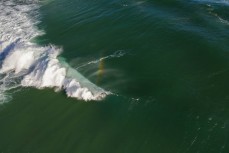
0 0 108 103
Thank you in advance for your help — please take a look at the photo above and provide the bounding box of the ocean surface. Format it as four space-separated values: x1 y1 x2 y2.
0 0 229 152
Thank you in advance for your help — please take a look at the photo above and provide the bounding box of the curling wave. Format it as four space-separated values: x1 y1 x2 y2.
0 0 108 103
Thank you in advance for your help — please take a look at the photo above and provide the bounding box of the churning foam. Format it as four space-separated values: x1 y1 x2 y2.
0 0 108 103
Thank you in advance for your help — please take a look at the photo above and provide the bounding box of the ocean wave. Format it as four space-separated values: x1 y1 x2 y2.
192 0 229 6
75 50 126 70
0 0 109 103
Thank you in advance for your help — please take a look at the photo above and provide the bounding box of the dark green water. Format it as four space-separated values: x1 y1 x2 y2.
0 0 229 152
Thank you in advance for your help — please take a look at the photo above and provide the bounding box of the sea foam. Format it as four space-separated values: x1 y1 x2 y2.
0 0 108 103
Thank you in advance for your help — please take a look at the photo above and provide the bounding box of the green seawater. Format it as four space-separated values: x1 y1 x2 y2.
0 0 229 152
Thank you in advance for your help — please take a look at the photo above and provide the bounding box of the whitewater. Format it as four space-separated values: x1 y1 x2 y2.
0 0 108 103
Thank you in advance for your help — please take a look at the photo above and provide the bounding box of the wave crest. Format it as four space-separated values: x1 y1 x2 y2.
0 0 108 103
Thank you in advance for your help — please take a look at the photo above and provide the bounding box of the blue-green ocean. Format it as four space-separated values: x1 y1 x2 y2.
0 0 229 152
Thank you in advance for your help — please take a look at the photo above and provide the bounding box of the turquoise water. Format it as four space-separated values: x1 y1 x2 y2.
0 0 229 152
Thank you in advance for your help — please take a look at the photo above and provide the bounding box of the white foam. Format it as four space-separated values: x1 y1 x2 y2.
0 0 108 103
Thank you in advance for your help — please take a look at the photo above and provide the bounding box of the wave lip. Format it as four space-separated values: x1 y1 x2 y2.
0 0 108 102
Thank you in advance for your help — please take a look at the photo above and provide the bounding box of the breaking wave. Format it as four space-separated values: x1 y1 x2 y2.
0 0 108 103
